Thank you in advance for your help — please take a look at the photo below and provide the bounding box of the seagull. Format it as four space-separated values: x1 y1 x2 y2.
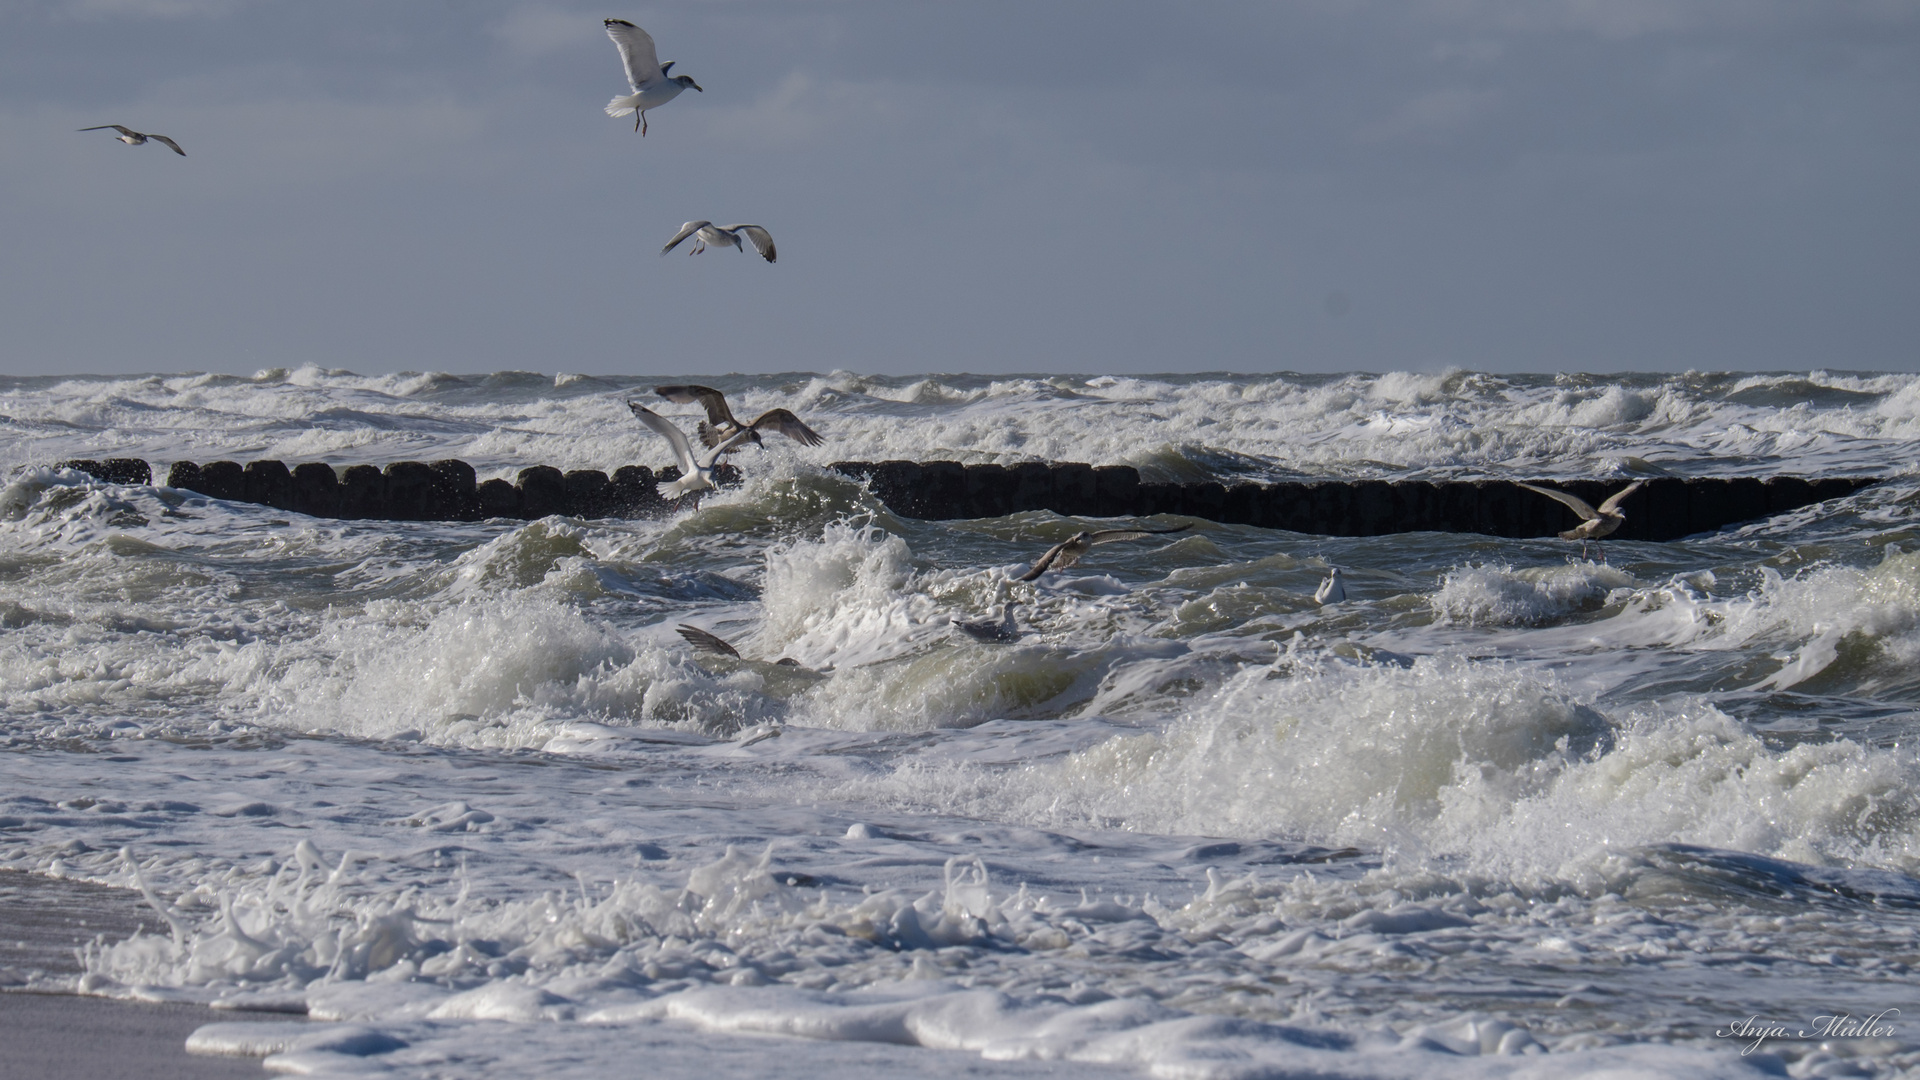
79 125 184 156
1313 567 1346 605
628 401 760 498
1018 524 1193 582
654 385 823 450
676 624 801 666
661 221 777 263
1517 480 1645 561
604 18 701 135
955 603 1021 643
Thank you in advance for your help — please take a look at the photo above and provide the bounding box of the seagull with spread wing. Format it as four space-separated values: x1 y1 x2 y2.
604 18 702 135
79 125 184 156
1517 480 1645 560
662 221 777 263
676 624 802 666
1018 524 1193 582
627 402 760 498
654 385 823 450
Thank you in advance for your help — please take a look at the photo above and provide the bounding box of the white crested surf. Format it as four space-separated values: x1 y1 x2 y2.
1 368 1917 1080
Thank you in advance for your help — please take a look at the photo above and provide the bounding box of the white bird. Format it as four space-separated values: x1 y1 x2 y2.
1313 567 1346 605
79 125 184 156
954 603 1021 643
661 221 777 263
628 402 758 498
604 18 702 135
1517 480 1645 561
1018 524 1192 582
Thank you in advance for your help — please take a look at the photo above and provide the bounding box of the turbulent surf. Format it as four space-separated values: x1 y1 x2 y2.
1 367 1917 1079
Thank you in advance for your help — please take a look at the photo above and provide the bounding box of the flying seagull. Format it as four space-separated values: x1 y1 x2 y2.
1517 480 1645 560
79 125 184 156
954 603 1021 643
662 221 777 263
1018 524 1193 582
676 624 801 666
1313 567 1346 605
628 402 760 498
604 18 701 135
654 385 823 450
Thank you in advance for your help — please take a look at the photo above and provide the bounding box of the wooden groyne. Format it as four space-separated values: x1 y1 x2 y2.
53 457 1880 542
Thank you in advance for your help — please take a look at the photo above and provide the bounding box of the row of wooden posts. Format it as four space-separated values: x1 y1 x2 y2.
53 457 1876 541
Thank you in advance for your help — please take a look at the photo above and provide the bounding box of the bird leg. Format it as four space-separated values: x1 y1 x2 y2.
634 111 642 134
641 112 649 136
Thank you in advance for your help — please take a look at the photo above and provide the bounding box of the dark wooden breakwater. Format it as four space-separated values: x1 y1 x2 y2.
54 457 1879 543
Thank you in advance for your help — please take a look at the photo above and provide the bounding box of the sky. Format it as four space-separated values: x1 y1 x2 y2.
1 0 1916 378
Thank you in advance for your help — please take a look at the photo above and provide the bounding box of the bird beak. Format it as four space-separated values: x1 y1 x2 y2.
688 80 704 92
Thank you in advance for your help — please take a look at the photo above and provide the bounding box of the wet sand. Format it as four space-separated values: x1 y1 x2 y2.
0 993 272 1080
0 870 284 1080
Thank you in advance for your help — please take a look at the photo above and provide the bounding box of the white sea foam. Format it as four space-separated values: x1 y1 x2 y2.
79 837 1773 1079
7 368 1919 480
836 654 1920 883
1429 545 1920 698
6 371 1920 1079
1431 563 1638 626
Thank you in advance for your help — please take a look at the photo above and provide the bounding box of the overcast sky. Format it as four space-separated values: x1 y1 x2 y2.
3 0 1916 377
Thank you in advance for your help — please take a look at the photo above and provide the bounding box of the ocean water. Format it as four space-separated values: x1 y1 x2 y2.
1 367 1918 1079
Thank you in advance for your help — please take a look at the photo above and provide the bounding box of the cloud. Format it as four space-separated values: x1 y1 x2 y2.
3 92 491 210
694 71 928 150
1429 39 1505 64
1354 87 1503 145
1416 0 1920 39
3 0 1916 375
59 0 249 19
491 6 592 57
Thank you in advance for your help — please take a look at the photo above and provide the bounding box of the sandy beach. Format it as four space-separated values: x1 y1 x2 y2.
0 993 271 1080
1 871 283 1080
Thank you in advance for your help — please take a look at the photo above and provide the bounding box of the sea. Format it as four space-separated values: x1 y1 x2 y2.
1 367 1918 1079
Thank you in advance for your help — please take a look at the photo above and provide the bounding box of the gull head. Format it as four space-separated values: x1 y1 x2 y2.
660 61 703 91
